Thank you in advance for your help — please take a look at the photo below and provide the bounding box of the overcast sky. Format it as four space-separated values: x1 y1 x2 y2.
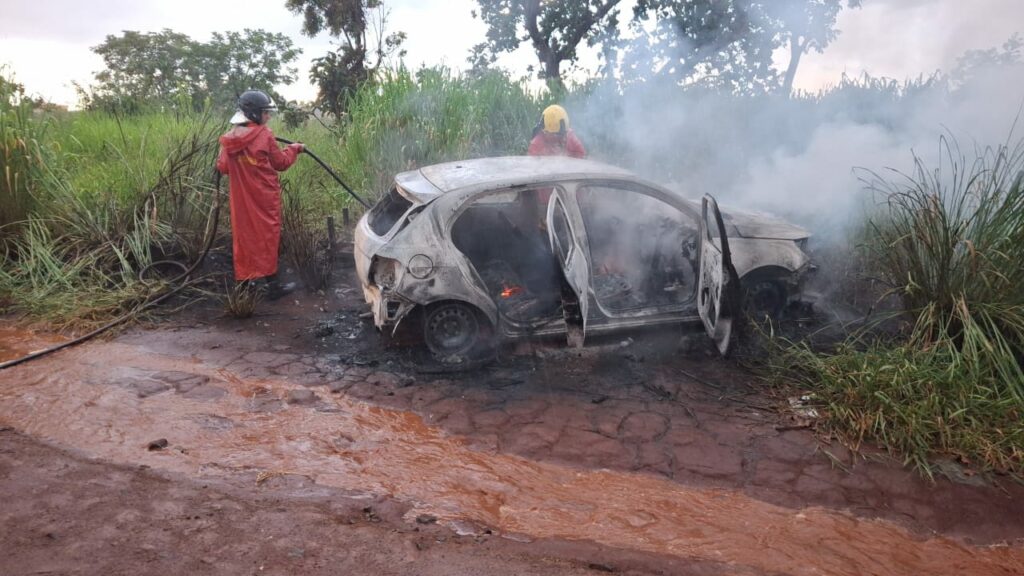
1 0 1021 107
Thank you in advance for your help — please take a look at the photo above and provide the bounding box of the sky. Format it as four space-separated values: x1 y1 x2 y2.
0 0 1021 107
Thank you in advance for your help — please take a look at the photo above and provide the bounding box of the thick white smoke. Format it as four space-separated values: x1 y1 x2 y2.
567 55 1024 245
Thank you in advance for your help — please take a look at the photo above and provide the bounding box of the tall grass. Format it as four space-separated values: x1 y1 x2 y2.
866 135 1024 401
338 67 541 200
282 181 334 292
0 73 49 253
768 135 1024 477
0 106 223 328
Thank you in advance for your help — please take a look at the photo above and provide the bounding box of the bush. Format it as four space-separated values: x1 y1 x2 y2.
768 135 1024 477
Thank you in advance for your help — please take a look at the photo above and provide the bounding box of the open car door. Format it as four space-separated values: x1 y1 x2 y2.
547 193 590 348
698 195 741 355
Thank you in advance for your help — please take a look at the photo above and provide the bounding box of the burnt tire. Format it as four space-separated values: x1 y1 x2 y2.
741 278 787 324
422 301 491 365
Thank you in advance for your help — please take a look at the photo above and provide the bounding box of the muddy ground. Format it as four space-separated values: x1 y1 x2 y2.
1 262 1024 575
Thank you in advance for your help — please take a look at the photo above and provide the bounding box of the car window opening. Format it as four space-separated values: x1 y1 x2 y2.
577 185 698 312
451 188 565 322
368 186 414 236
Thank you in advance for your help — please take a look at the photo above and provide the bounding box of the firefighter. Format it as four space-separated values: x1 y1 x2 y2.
527 104 586 159
521 104 588 310
216 90 303 300
527 104 586 209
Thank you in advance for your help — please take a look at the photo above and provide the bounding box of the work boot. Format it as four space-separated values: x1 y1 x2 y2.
263 275 297 301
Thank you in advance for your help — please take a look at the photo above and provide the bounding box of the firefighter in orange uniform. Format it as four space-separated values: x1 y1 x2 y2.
528 104 586 159
527 104 586 210
216 90 303 300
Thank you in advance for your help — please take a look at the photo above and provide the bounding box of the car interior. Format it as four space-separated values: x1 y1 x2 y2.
451 184 699 323
451 188 564 322
576 185 698 313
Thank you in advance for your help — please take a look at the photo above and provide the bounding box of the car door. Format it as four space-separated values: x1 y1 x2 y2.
698 194 740 355
547 192 590 347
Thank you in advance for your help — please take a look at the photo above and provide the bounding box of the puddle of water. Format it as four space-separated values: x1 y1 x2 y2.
0 326 66 364
0 341 1022 576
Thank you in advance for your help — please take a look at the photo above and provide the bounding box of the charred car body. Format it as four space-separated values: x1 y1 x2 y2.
355 156 812 362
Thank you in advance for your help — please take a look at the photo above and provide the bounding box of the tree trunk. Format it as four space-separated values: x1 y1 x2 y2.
543 57 565 92
782 37 805 96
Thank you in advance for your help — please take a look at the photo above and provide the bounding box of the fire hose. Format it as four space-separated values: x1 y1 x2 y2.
1 137 369 371
0 171 225 371
274 137 370 209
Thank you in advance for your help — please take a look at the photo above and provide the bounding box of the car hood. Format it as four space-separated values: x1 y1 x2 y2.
722 209 810 240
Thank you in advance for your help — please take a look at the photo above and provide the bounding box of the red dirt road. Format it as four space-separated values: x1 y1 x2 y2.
2 269 1023 575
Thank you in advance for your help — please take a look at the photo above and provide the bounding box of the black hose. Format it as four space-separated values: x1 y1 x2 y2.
275 136 370 209
0 171 224 371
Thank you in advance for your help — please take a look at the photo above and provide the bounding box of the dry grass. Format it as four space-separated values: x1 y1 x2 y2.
223 280 262 319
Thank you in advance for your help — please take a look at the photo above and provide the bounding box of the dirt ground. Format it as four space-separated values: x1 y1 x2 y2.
2 262 1024 575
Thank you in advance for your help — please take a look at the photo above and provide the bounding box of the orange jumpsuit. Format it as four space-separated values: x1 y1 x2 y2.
527 129 586 205
527 129 586 158
216 123 302 280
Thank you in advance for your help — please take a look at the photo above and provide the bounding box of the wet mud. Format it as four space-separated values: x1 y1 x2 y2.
2 317 1023 575
0 326 65 364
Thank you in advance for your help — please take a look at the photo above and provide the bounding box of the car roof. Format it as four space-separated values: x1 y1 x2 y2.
395 156 635 202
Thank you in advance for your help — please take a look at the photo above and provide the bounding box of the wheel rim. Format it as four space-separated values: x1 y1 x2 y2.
424 303 479 357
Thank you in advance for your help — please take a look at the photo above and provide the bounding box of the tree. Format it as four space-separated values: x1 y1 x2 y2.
91 30 197 105
286 0 406 117
86 29 300 112
204 30 302 105
471 0 624 90
624 0 858 94
952 33 1022 86
765 0 861 95
627 0 778 93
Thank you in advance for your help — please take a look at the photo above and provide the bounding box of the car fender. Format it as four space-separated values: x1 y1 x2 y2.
727 238 809 279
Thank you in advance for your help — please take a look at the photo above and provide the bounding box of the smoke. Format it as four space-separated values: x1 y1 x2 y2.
566 54 1024 246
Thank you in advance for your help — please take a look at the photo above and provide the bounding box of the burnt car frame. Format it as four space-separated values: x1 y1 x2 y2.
354 156 812 362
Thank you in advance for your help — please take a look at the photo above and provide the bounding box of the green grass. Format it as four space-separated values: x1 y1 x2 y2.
337 67 541 200
767 135 1024 478
0 98 226 327
1 74 50 251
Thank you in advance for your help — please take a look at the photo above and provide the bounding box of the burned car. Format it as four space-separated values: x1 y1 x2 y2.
355 156 812 362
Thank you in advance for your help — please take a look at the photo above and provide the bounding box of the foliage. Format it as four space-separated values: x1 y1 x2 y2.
82 29 301 113
223 279 263 318
336 67 541 198
282 181 334 291
627 0 777 93
0 109 223 328
952 33 1023 87
1 69 49 251
767 135 1024 477
470 1 858 93
760 1 861 94
863 137 1024 329
287 0 407 117
623 1 854 93
768 335 1024 477
471 0 624 88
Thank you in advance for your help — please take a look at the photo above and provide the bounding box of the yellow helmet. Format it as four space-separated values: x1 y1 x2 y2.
541 104 569 134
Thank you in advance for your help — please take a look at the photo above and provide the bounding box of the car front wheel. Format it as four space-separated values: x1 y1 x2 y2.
742 277 787 323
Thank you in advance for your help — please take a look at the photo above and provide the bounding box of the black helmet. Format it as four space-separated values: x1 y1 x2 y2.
233 90 277 124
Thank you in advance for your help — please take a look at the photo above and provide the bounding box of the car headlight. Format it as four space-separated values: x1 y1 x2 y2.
370 257 399 289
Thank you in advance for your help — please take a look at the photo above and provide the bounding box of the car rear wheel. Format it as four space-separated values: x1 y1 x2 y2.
423 301 488 363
